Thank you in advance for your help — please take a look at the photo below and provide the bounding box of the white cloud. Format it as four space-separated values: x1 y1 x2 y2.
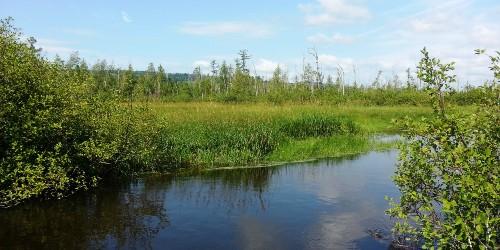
255 59 280 74
318 54 353 69
322 0 500 85
36 39 78 57
307 33 354 44
395 1 499 83
192 60 210 70
179 21 272 37
469 24 500 47
299 0 370 25
121 11 132 23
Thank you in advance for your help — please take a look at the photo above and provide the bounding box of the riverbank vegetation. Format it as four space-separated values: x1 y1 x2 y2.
387 48 499 249
0 16 497 245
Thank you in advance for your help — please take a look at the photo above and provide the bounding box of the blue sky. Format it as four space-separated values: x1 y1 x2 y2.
1 0 499 84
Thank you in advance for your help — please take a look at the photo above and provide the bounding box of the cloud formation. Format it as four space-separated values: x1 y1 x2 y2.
179 21 272 38
307 33 354 44
299 0 370 25
121 11 132 23
255 59 280 74
36 38 77 57
192 60 211 71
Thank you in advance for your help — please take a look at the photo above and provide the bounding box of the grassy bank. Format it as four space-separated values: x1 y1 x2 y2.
267 135 396 163
150 102 434 133
145 102 433 168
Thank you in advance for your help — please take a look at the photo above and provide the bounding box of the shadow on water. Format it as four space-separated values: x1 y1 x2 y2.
0 150 399 250
0 180 170 249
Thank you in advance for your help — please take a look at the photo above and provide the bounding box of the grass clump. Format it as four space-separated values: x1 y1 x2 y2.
161 121 284 167
278 114 359 138
159 114 361 168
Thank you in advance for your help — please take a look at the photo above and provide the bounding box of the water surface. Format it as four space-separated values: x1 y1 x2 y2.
0 150 399 250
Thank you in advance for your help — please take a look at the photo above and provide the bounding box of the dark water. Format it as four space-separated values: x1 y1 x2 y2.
0 150 400 250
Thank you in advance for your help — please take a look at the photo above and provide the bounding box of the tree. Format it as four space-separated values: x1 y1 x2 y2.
123 64 137 103
210 60 218 93
267 65 288 103
140 62 157 99
270 66 287 91
302 63 315 90
65 52 81 70
326 75 334 85
238 49 251 74
308 48 323 90
372 70 383 89
155 65 167 97
417 47 456 117
0 18 105 206
219 61 231 94
336 65 345 96
387 49 499 249
406 68 416 89
231 69 253 101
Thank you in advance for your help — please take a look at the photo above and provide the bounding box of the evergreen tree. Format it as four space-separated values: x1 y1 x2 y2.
238 49 251 73
156 65 167 97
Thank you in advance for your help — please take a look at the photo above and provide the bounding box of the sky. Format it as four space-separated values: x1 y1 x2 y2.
1 0 499 84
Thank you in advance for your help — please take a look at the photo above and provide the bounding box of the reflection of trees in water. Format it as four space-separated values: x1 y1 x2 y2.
0 180 170 250
145 167 281 212
0 153 367 249
148 154 362 213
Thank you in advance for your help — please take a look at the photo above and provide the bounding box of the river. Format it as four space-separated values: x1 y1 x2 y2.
0 150 400 250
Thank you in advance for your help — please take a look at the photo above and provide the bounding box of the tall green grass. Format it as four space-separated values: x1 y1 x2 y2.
145 102 435 168
157 112 362 167
278 114 359 138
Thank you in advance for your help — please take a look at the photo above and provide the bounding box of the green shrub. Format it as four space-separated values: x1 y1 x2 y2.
0 18 169 207
0 19 98 206
387 48 499 249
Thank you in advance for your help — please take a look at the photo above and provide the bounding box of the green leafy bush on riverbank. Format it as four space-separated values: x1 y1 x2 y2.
387 48 499 249
0 19 163 207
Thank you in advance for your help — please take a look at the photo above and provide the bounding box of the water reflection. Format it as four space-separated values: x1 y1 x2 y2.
0 150 398 250
0 181 170 250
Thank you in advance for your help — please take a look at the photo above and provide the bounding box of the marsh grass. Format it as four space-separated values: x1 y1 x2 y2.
267 135 396 162
149 102 435 132
147 102 433 168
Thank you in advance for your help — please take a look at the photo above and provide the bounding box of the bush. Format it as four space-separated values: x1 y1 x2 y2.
0 18 168 207
387 48 499 248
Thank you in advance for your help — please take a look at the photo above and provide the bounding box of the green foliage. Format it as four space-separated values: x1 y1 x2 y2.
0 18 168 207
2 18 491 211
41 46 487 106
162 121 283 167
158 112 361 167
0 18 94 206
0 14 374 207
387 49 499 249
417 47 456 116
278 114 359 138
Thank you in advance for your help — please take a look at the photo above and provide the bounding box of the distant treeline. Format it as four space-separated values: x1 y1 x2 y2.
54 49 493 105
